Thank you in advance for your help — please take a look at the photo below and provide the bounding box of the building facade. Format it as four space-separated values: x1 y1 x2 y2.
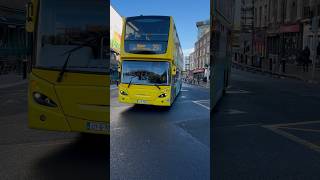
0 0 29 74
232 0 241 62
188 20 210 82
239 0 254 65
237 0 320 73
184 55 190 71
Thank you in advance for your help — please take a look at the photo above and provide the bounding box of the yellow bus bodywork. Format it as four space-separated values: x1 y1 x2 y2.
28 69 109 134
26 0 109 134
118 83 172 106
118 16 183 107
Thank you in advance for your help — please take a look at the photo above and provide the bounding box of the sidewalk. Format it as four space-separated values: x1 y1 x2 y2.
183 81 209 88
283 64 320 83
110 84 118 90
0 73 27 89
232 61 320 84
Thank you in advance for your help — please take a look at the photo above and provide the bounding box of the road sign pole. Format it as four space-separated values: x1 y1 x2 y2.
312 31 317 81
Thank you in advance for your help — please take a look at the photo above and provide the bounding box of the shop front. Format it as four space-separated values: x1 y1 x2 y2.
192 68 205 82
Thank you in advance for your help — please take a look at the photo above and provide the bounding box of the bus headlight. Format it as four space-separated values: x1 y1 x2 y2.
158 93 167 98
33 92 57 107
120 90 128 96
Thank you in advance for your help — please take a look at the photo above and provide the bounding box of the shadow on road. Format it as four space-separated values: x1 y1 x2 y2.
119 104 172 122
33 134 109 180
126 104 171 112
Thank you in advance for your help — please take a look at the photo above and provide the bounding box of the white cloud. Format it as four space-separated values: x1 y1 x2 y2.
183 48 194 56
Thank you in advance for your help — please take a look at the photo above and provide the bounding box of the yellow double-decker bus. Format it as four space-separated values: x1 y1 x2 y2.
118 16 183 106
26 0 109 134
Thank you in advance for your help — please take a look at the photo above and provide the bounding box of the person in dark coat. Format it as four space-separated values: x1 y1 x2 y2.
302 46 310 72
296 49 304 66
317 42 320 63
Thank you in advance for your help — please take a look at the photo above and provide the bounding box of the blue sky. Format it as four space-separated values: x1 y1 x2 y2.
111 0 210 56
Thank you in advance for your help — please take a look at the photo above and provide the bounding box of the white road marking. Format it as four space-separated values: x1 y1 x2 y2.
0 81 27 90
225 109 247 115
2 99 20 105
181 89 189 92
234 123 259 127
226 90 251 94
265 120 320 128
280 127 320 133
110 86 118 90
263 125 320 153
181 96 187 98
192 100 210 110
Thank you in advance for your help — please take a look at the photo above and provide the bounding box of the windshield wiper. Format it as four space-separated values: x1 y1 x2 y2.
128 80 133 88
128 76 137 88
154 84 161 90
56 38 97 82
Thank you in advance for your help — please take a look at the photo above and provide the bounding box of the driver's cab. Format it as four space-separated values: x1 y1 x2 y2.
26 0 110 134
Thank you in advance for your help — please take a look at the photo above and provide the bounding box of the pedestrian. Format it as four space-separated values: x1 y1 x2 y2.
317 42 320 64
296 50 303 66
302 46 310 72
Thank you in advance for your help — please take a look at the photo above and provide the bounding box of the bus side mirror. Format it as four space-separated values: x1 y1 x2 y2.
172 65 176 75
26 2 34 32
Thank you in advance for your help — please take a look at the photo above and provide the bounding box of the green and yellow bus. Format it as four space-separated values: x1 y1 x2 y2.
26 0 109 134
118 16 183 106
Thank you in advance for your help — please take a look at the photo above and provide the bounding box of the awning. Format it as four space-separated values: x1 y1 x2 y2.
192 68 205 73
279 24 300 33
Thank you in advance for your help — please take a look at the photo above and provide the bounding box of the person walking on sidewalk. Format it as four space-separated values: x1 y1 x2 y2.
296 49 303 66
302 46 311 72
317 42 320 65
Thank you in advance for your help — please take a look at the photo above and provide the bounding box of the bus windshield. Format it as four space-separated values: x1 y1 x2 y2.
121 61 170 85
35 0 108 73
124 16 170 54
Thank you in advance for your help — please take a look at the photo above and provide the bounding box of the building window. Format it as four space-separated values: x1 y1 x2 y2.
291 1 297 22
303 0 310 18
274 0 278 22
265 5 268 26
282 0 286 23
255 8 258 26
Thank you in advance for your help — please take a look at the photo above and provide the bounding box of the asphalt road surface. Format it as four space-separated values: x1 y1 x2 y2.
110 83 210 180
0 83 108 180
213 68 320 180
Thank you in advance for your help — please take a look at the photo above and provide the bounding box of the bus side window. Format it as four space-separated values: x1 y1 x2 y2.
174 69 179 83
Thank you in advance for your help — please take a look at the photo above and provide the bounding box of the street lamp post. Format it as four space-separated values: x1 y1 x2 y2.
311 16 319 81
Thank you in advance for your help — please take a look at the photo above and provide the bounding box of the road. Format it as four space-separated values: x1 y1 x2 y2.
213 68 320 180
0 83 108 180
110 83 210 180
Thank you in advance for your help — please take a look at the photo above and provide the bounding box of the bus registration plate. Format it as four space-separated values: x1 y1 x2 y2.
137 100 147 104
86 121 109 132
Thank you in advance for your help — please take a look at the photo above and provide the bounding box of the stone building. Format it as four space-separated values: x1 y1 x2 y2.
0 0 29 74
239 0 254 65
184 55 190 71
237 0 320 72
190 20 210 82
